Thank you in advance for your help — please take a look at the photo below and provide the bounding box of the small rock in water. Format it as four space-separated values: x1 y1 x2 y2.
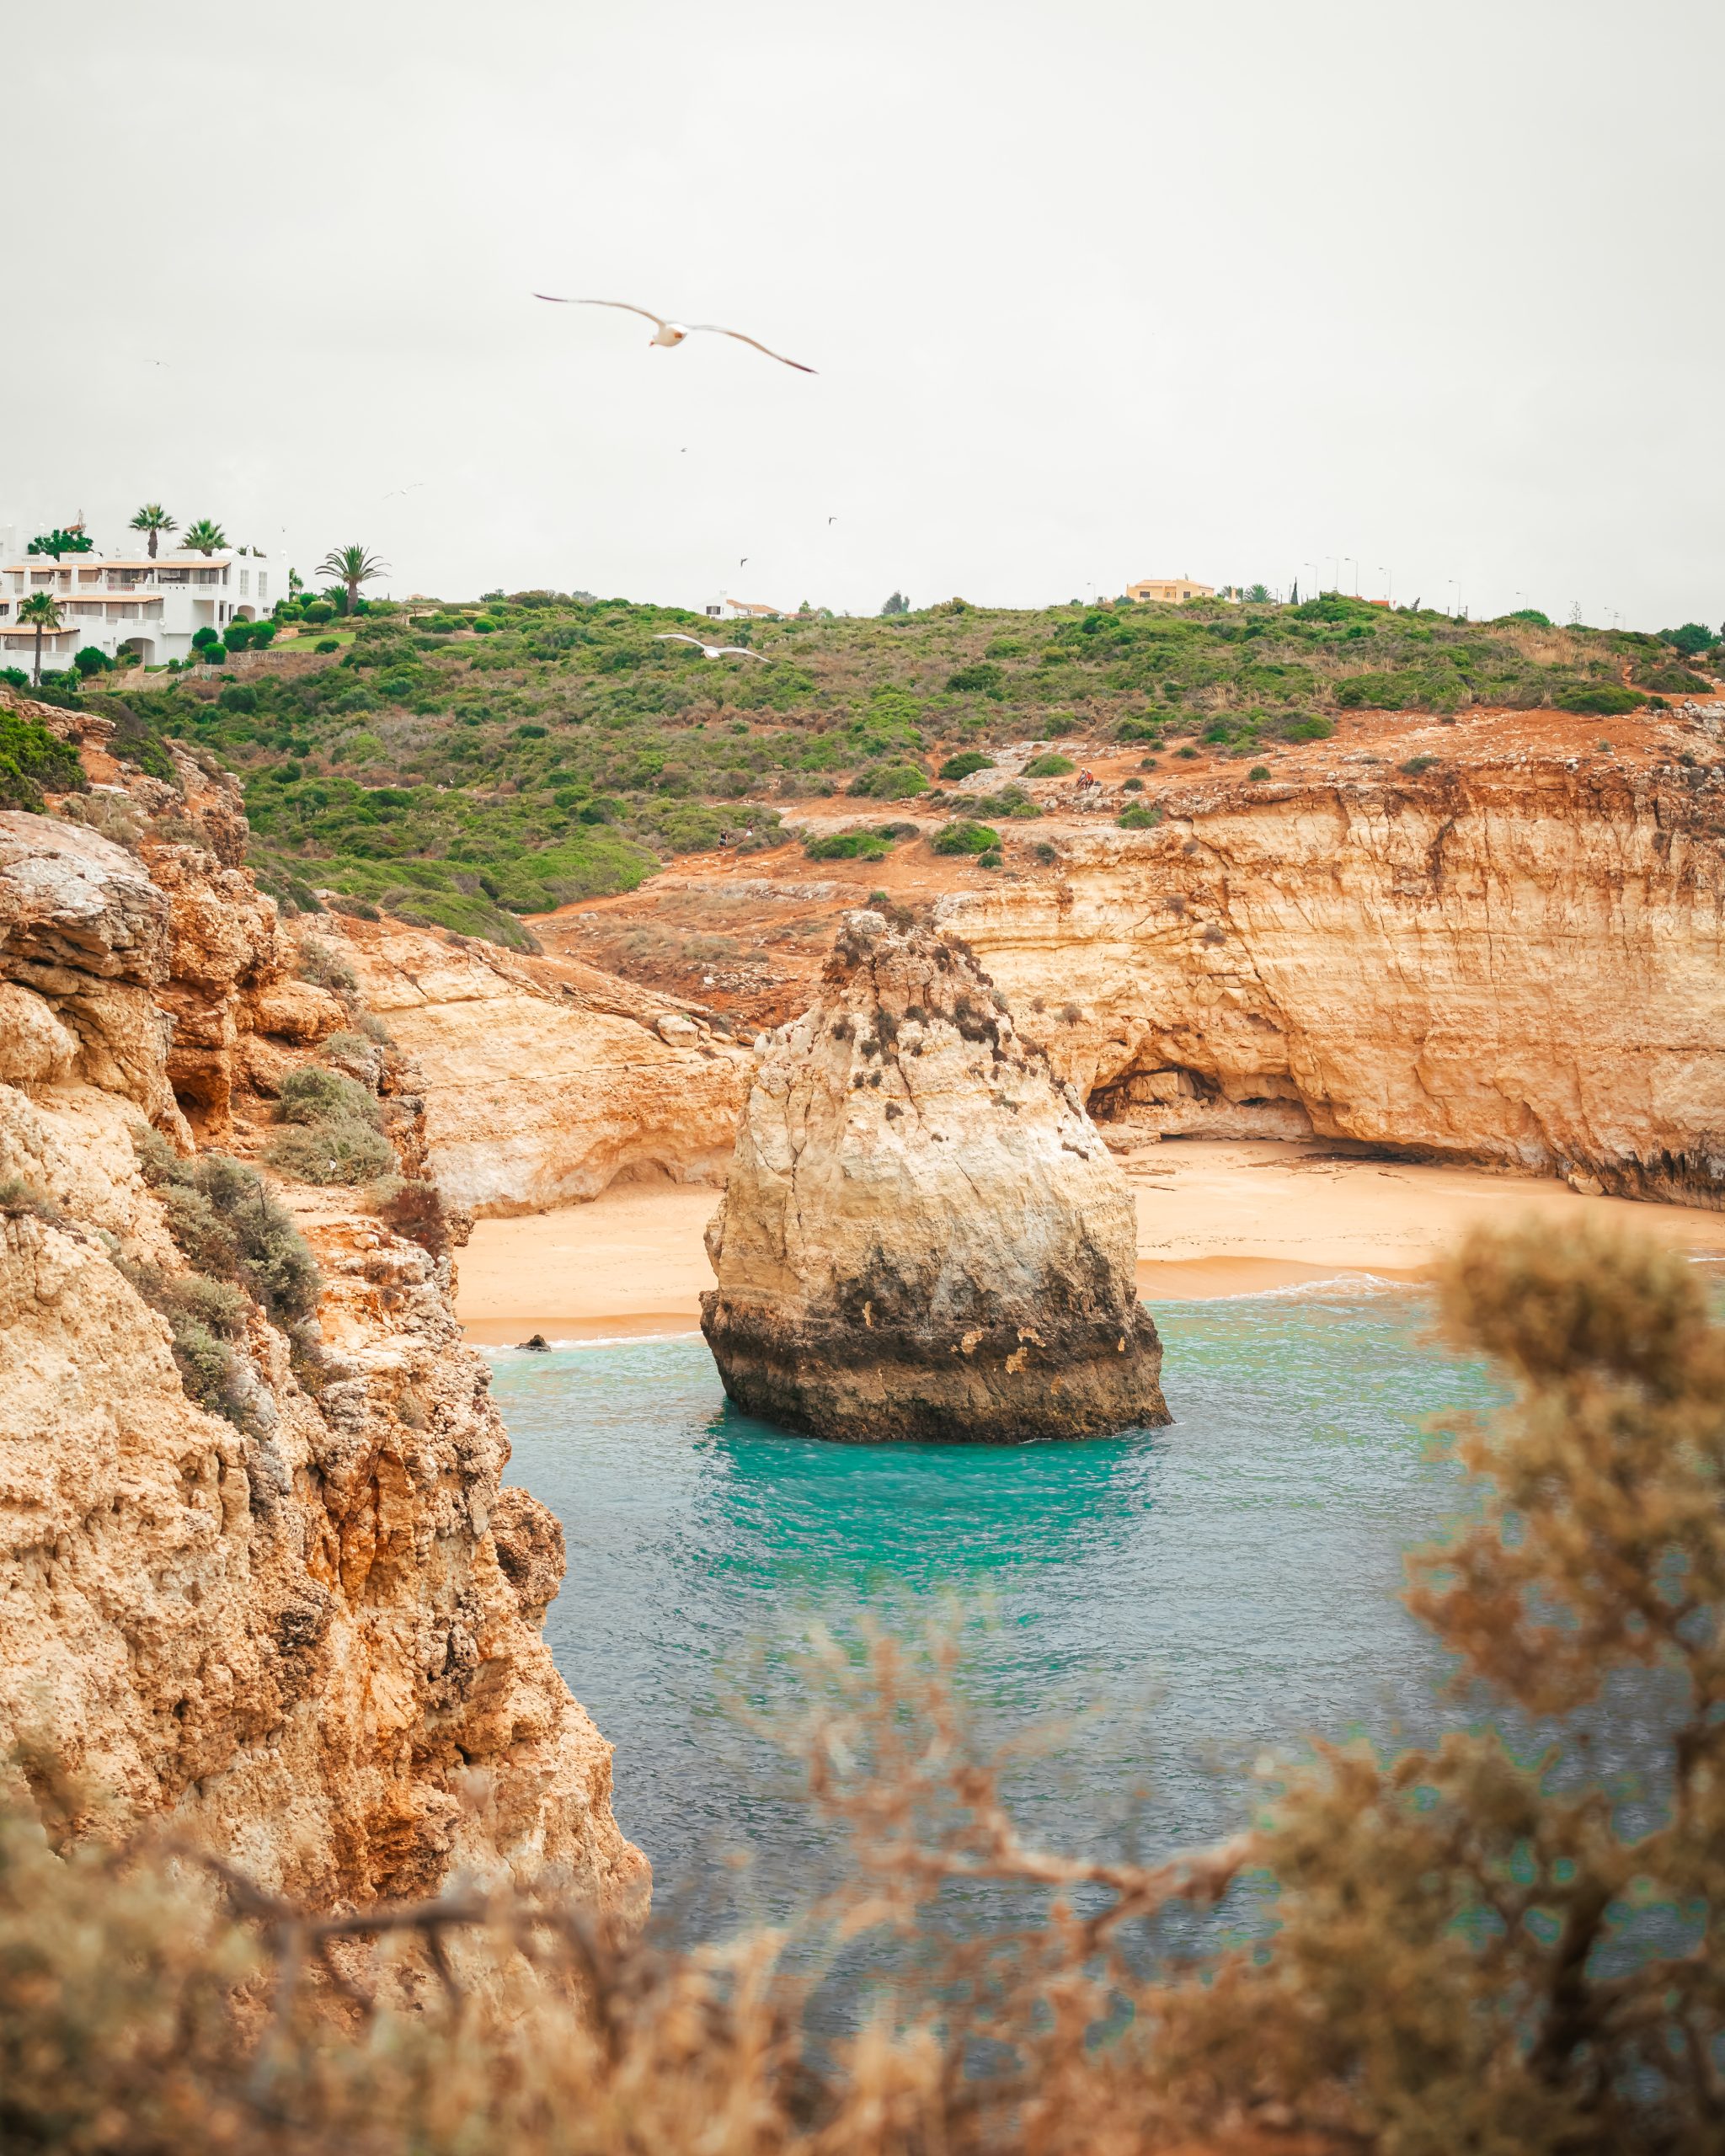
701 909 1168 1441
517 1332 552 1353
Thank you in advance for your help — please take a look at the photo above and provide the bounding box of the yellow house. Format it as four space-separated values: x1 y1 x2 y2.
1125 575 1215 605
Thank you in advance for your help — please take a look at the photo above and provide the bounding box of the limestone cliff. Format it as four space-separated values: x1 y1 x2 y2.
0 801 644 1913
701 910 1167 1442
941 761 1725 1204
323 914 753 1216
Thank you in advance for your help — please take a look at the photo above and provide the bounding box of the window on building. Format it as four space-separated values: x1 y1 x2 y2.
239 570 249 595
258 574 268 603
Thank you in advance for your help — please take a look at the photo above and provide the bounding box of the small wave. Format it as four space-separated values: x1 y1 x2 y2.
1162 1271 1420 1305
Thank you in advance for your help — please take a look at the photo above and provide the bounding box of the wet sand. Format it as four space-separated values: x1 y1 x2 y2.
454 1141 1725 1342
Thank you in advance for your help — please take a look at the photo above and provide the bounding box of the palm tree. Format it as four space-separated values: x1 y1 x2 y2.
128 504 177 558
17 592 62 686
314 543 388 616
181 519 228 556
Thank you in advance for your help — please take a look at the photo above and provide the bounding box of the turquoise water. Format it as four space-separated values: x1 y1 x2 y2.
490 1286 1505 1944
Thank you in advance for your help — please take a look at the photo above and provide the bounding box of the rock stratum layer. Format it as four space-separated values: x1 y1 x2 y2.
941 760 1725 1203
701 910 1167 1442
0 754 643 1914
325 915 752 1217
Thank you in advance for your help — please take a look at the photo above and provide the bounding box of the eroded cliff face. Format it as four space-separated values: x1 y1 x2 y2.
322 914 753 1216
702 910 1167 1441
0 788 644 1913
939 762 1725 1203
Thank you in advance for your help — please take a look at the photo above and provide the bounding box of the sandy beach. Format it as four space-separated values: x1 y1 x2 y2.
454 1139 1725 1342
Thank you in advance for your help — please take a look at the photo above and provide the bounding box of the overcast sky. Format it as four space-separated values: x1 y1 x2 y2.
6 0 1720 627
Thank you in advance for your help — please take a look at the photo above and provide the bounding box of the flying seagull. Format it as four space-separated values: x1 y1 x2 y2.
533 295 815 373
654 633 771 662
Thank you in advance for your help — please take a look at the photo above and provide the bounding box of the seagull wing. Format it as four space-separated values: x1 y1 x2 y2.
535 295 671 332
687 324 816 374
715 646 772 662
654 633 703 647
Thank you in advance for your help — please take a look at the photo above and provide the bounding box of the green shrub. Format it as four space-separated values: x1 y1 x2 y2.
266 1121 396 1186
304 600 336 624
275 1065 382 1130
937 750 992 781
944 663 1005 697
1277 714 1334 741
72 646 109 676
294 935 357 993
1247 765 1271 781
1553 684 1640 716
1632 663 1710 695
223 619 254 652
218 684 259 713
1663 622 1716 657
1022 752 1075 777
191 626 219 649
931 819 1000 857
0 707 86 810
848 761 928 800
976 847 1003 868
0 1174 65 1225
1118 803 1162 829
1400 754 1439 776
133 1134 321 1328
1114 716 1162 741
315 638 341 654
804 830 894 862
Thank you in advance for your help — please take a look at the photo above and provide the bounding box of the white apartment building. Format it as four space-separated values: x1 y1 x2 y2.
0 547 271 670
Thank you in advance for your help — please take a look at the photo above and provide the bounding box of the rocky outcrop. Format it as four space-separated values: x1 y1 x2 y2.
943 763 1725 1204
0 811 184 1130
701 910 1167 1442
324 913 753 1215
0 808 644 1915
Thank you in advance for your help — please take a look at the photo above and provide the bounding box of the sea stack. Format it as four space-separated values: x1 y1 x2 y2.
701 909 1168 1441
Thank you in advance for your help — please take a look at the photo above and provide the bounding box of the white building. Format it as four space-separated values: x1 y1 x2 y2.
702 595 782 622
0 547 271 670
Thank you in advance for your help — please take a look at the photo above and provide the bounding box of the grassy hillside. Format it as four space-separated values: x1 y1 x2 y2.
82 590 1719 947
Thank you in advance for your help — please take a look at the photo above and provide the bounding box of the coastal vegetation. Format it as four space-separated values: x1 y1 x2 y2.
1 1221 1717 2152
43 589 1720 947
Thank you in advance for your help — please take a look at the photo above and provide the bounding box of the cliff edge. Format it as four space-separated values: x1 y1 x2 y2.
701 910 1167 1441
0 770 644 1914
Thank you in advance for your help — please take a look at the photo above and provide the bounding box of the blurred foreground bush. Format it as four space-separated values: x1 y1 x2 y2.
0 1221 1719 2153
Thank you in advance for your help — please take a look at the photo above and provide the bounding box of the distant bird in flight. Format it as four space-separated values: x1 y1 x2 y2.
382 481 426 500
654 634 770 663
740 557 748 566
533 295 816 373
